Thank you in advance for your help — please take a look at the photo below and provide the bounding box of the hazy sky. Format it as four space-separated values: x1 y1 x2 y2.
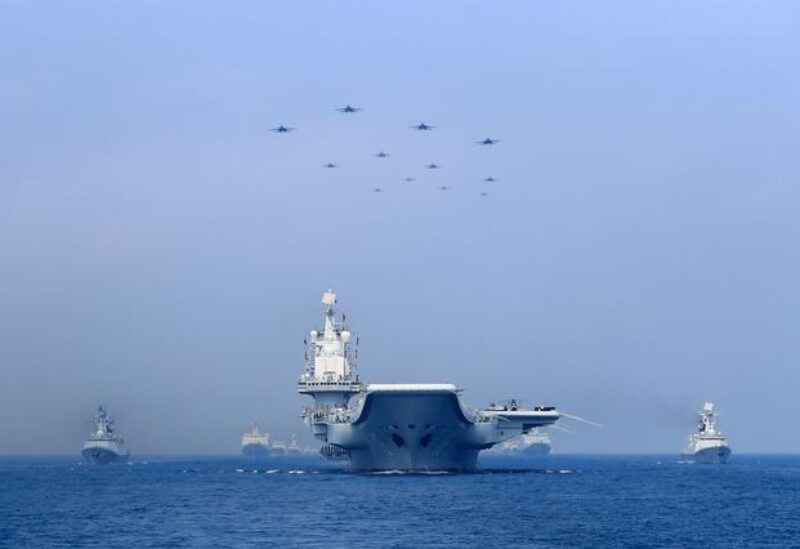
1 1 798 454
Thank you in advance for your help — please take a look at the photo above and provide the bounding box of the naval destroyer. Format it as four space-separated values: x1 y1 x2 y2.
298 291 560 471
82 405 129 464
493 427 552 456
682 402 731 463
241 423 271 456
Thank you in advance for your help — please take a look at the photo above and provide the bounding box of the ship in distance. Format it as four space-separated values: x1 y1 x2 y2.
492 427 552 456
240 424 305 456
82 405 129 464
682 402 731 464
271 434 302 455
298 290 561 471
241 423 272 456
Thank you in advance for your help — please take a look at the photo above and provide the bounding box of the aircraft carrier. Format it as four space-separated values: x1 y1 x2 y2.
82 405 129 464
298 291 560 471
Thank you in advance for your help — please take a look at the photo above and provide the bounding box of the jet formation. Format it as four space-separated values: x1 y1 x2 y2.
272 106 502 196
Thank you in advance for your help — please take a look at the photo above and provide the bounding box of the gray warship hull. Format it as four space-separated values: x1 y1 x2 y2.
326 390 481 471
522 442 551 457
317 386 558 472
682 446 731 464
82 446 125 464
241 444 271 457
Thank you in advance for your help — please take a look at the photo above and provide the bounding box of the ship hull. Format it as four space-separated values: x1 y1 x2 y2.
325 389 498 472
82 447 125 464
522 442 551 457
682 446 731 464
241 444 271 457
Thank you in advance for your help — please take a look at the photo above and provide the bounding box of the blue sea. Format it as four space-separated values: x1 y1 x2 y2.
1 454 798 548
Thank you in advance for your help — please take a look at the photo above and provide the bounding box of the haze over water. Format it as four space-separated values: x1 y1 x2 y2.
1 1 799 455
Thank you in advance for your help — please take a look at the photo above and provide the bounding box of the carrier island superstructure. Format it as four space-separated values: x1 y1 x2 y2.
298 291 560 471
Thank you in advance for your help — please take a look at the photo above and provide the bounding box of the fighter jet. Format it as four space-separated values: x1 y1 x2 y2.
373 187 383 193
410 122 435 131
427 163 440 170
438 186 449 191
483 177 496 183
324 162 338 169
270 125 295 133
404 177 414 182
336 104 362 113
480 192 488 197
477 137 500 145
374 151 390 159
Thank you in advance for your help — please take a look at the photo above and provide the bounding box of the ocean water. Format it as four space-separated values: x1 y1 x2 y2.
1 454 798 548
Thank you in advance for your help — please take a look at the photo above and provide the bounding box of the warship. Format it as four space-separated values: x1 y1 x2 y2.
241 423 271 456
82 405 128 464
298 290 560 471
270 439 288 454
287 434 302 454
493 427 552 456
271 434 302 455
682 402 731 463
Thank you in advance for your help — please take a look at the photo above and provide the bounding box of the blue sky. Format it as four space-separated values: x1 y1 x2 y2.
1 1 798 453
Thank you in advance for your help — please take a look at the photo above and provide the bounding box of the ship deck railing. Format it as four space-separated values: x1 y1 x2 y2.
298 379 362 391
